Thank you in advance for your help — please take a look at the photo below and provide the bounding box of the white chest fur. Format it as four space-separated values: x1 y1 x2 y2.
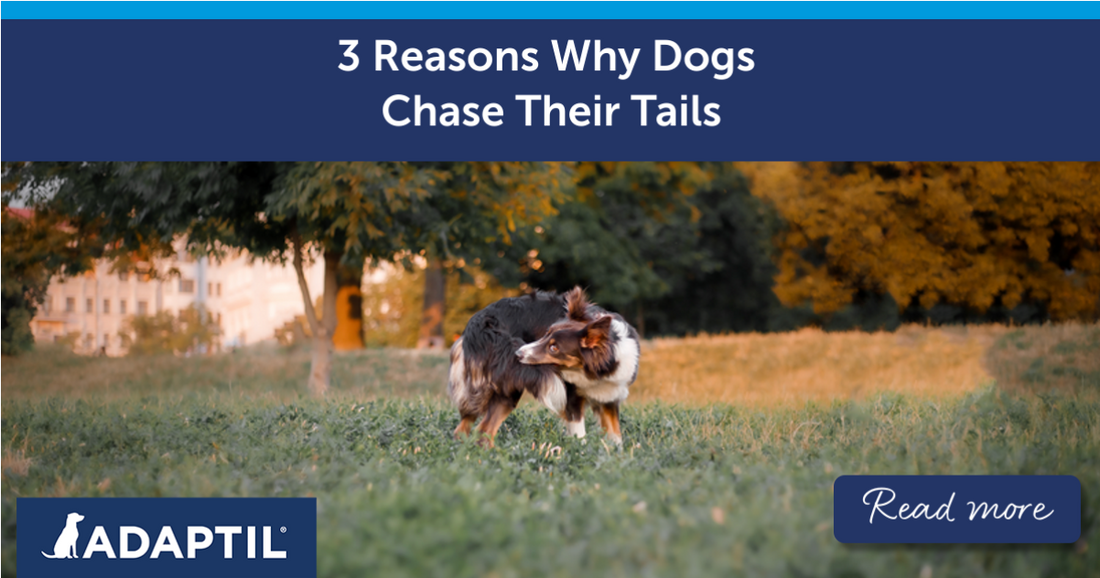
561 319 639 404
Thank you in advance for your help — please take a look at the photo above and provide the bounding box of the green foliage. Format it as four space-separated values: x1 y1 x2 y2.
520 162 793 334
4 162 563 390
266 162 430 260
0 302 35 356
6 162 294 263
521 162 709 307
360 264 423 348
3 388 1097 578
361 264 520 347
119 306 220 356
266 161 565 264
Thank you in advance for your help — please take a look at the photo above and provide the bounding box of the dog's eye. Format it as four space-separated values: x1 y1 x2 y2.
549 344 559 353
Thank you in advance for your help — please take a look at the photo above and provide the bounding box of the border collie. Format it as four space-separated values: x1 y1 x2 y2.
448 287 640 447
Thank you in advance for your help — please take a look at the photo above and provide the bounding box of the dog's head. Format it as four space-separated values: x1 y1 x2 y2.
516 315 613 370
67 512 85 523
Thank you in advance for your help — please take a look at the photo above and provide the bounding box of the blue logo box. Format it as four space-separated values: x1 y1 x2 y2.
834 475 1081 544
17 497 317 578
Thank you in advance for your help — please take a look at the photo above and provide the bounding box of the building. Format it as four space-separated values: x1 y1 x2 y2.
31 248 326 355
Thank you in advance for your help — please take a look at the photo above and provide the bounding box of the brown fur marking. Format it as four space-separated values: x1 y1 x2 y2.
453 416 475 439
580 316 617 378
475 394 521 447
593 402 622 439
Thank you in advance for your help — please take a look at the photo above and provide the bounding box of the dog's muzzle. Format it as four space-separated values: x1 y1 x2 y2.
515 344 536 364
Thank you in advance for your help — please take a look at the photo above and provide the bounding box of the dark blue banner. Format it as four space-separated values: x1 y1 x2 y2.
16 497 317 578
833 475 1081 544
2 19 1099 160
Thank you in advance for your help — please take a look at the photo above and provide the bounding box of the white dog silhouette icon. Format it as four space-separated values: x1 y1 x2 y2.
41 512 85 559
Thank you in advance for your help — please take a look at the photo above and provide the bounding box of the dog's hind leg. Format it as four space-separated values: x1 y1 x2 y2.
449 337 493 439
454 415 476 439
592 402 623 446
476 393 521 448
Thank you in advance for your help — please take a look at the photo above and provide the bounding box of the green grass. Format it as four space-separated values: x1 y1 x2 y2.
4 385 1098 577
0 344 449 401
3 328 1099 578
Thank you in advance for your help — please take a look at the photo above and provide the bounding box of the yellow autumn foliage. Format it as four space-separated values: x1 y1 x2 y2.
741 162 1100 320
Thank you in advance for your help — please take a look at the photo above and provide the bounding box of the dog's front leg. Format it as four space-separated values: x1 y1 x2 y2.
564 417 586 438
561 384 586 438
593 402 623 446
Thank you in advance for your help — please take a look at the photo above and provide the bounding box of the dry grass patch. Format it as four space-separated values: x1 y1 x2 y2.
632 324 1096 406
2 448 32 477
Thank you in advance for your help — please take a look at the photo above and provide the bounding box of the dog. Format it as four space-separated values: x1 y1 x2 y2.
42 512 85 559
448 287 640 446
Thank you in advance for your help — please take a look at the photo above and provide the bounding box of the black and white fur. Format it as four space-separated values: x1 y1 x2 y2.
448 287 640 445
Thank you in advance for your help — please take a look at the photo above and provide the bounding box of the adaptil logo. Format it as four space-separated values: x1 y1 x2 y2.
18 498 316 578
39 510 289 560
42 512 85 559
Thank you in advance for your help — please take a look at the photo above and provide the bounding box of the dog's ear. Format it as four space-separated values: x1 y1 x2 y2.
564 286 591 321
580 316 612 349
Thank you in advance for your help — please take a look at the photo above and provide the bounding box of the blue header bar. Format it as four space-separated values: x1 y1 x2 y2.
5 19 1099 161
3 1 1099 20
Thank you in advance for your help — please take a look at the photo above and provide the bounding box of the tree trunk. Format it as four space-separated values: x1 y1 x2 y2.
417 257 446 349
333 257 365 351
291 231 341 397
310 251 340 396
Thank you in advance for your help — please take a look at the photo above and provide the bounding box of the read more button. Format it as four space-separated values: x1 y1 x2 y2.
833 475 1081 544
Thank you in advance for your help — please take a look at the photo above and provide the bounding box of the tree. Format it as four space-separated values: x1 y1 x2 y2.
360 262 521 348
399 162 567 349
636 170 799 335
269 162 432 394
517 162 790 335
746 162 1100 323
120 305 220 356
2 164 100 355
520 163 711 318
8 162 431 395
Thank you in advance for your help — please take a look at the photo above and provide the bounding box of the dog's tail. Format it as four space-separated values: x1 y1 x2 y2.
533 372 566 415
41 552 63 559
448 337 482 418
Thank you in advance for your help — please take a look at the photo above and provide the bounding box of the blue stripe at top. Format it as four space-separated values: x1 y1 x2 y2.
2 1 1099 20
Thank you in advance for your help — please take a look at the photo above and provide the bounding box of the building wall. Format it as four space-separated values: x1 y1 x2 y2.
31 249 326 355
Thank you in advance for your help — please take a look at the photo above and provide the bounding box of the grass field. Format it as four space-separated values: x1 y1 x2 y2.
2 324 1099 577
